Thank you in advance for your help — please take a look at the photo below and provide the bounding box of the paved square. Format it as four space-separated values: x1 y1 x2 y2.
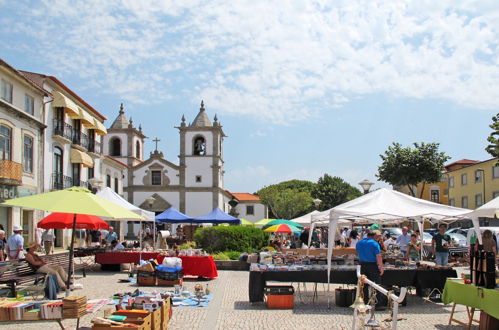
0 269 477 329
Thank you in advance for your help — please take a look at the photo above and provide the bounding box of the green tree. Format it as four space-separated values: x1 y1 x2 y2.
485 113 499 159
377 142 450 197
256 180 316 219
311 174 362 210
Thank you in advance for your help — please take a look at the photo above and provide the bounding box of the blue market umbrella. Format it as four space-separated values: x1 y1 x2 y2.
192 207 241 225
155 207 192 223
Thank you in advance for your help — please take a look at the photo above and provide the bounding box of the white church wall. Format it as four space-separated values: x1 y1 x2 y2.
102 132 127 157
185 131 213 156
132 161 180 186
185 192 213 217
133 191 179 211
185 157 212 187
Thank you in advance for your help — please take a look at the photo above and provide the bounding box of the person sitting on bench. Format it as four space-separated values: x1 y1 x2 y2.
25 242 69 290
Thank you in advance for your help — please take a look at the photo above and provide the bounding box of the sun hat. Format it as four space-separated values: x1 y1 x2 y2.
13 225 23 232
369 224 380 231
373 230 382 236
26 241 40 249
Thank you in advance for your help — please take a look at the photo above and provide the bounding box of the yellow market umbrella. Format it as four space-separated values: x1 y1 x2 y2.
254 218 275 226
240 218 254 226
2 187 143 294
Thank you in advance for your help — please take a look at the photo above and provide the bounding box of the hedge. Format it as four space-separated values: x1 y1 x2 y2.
194 226 270 253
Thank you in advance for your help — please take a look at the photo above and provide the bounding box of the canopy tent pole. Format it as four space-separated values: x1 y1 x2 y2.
471 216 482 245
326 212 339 309
307 218 316 255
415 217 424 261
66 213 77 297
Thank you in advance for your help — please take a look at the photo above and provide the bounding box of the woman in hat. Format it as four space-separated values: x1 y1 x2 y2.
25 242 69 290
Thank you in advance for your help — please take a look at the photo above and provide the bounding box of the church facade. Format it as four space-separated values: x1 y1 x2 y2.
103 102 267 229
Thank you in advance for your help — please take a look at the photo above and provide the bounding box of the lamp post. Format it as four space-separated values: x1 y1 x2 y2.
359 179 374 195
476 168 486 206
313 198 322 210
146 196 156 248
228 198 239 217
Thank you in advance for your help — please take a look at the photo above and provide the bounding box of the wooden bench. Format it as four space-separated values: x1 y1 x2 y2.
0 252 86 297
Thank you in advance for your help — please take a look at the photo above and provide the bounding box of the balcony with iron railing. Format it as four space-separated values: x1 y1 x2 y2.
0 159 22 185
53 119 73 142
87 139 101 154
53 119 101 153
52 173 88 190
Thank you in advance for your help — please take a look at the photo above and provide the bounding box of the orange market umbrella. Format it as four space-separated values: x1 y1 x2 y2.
38 212 110 230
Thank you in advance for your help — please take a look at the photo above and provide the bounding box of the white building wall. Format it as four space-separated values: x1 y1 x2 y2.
132 191 180 211
102 132 128 159
185 157 212 187
185 192 213 217
235 202 267 223
132 161 179 186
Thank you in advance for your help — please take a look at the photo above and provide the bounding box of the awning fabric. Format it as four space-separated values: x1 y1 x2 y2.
93 118 107 135
70 148 94 168
96 187 155 221
192 207 240 224
77 107 95 127
52 91 79 117
156 207 192 223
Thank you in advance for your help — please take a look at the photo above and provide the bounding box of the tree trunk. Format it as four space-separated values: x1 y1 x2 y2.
419 182 426 199
406 184 416 197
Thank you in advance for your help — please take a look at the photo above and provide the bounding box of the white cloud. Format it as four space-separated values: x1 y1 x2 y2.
1 0 498 122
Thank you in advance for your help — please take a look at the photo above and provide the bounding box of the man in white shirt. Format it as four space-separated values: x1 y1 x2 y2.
395 227 411 254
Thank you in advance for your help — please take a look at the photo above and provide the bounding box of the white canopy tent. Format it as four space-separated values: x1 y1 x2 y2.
96 187 155 245
96 187 155 221
468 195 499 218
320 188 473 305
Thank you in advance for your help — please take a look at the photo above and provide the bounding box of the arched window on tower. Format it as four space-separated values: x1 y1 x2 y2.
135 140 140 159
193 136 206 156
110 137 121 156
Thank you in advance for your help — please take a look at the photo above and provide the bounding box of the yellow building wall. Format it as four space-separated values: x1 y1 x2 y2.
416 180 448 205
446 158 499 209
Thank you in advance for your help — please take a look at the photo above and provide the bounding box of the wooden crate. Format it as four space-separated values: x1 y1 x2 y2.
137 276 157 286
156 278 182 287
160 299 171 330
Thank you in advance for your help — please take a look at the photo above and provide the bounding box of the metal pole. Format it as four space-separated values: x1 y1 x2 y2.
66 213 77 297
354 266 407 330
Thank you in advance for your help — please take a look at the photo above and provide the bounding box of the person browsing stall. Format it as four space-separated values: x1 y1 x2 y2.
395 226 411 254
406 233 421 261
356 231 384 302
432 223 451 266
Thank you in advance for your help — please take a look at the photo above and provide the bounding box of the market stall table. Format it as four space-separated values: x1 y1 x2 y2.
249 267 456 302
443 280 499 327
156 255 218 279
95 251 160 265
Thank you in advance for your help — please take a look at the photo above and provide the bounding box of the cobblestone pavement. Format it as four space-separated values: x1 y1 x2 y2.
0 267 478 329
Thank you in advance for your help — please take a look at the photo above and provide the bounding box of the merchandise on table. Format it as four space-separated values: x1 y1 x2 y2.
136 258 184 287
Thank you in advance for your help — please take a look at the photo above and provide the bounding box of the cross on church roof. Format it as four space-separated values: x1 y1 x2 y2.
153 138 160 151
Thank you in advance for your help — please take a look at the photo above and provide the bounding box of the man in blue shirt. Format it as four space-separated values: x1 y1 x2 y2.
356 231 384 303
105 227 117 244
395 227 411 254
6 225 24 260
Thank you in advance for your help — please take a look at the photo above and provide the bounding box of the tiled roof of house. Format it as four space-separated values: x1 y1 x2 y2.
231 193 260 201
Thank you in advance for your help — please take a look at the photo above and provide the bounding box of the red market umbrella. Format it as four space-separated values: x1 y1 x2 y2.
38 212 110 230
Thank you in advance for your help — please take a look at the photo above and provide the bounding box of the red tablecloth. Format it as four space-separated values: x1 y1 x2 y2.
95 251 160 265
156 255 218 279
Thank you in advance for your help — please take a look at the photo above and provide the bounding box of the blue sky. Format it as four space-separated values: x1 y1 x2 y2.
1 1 498 193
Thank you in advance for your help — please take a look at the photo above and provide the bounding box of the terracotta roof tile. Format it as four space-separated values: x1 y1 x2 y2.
231 193 260 201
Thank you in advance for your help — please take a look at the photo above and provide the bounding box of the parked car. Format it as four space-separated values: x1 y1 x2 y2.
424 229 438 237
445 228 468 236
422 232 433 244
448 233 467 247
382 227 402 239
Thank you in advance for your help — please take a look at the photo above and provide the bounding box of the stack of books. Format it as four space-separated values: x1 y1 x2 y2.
62 296 87 319
40 301 63 319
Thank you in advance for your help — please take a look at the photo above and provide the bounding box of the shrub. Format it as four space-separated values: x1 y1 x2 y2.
224 251 243 260
178 241 196 250
211 252 230 260
194 226 270 253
